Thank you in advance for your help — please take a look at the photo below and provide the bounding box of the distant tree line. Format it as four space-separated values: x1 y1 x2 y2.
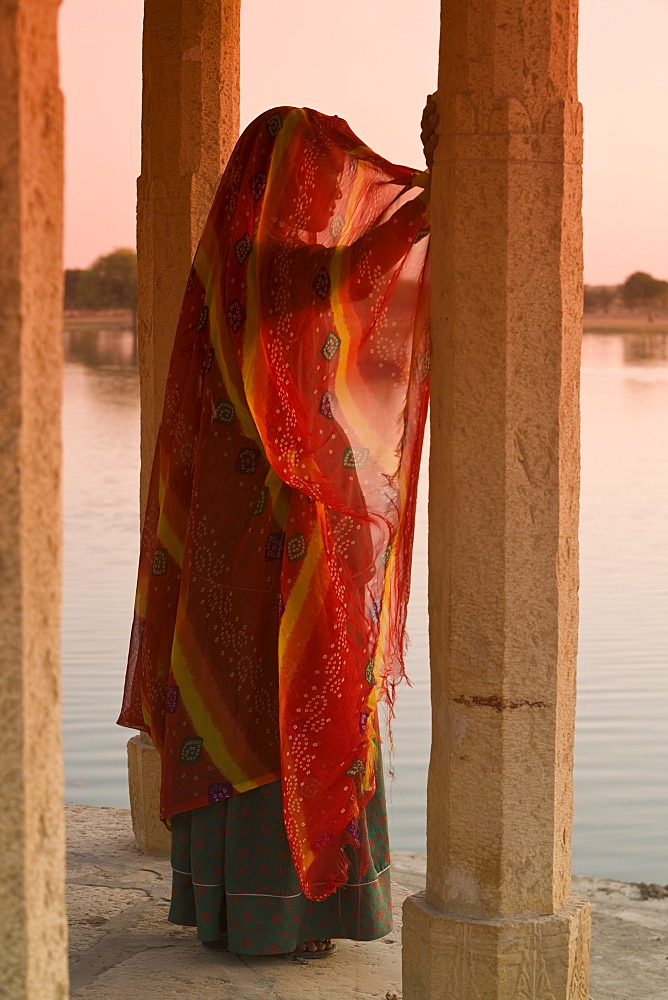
585 271 668 321
66 253 665 325
65 249 137 315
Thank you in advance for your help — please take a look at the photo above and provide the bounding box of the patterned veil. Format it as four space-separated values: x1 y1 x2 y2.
118 107 431 901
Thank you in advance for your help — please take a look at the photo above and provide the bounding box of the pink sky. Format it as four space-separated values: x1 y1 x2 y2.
59 0 668 285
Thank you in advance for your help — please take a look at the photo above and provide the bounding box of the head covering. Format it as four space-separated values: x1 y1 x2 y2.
119 107 430 900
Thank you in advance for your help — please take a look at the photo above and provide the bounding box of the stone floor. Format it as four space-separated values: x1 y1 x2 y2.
67 803 668 999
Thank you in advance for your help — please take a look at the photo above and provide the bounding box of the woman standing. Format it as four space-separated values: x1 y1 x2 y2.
118 98 438 957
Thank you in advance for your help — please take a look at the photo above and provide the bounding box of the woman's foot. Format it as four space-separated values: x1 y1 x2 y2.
293 939 337 958
203 936 336 959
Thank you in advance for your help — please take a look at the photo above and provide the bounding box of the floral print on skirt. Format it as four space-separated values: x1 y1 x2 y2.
168 755 392 955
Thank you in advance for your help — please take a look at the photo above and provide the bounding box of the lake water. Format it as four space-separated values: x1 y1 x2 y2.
61 326 668 884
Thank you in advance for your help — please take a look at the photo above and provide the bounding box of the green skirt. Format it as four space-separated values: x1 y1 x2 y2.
168 762 392 955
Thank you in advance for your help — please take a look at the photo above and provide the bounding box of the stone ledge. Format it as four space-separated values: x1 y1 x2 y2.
66 803 668 999
402 891 591 1000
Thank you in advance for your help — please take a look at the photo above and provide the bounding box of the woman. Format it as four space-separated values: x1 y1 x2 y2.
118 97 438 957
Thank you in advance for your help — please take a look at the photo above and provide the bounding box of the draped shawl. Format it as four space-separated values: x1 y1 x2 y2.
118 107 430 901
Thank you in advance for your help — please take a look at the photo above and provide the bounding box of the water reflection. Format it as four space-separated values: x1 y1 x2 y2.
61 327 668 883
576 331 668 882
63 325 137 370
582 330 668 369
623 332 668 366
61 324 141 809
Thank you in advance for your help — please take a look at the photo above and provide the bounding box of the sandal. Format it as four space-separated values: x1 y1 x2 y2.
292 939 338 959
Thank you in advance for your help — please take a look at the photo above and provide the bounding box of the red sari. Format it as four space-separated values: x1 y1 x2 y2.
118 107 430 901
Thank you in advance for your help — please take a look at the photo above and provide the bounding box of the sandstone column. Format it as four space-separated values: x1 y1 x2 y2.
0 2 68 997
129 0 241 854
402 1 591 997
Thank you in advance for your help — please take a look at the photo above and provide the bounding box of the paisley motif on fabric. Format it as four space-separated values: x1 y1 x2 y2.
265 532 285 561
166 686 179 714
152 548 168 576
266 112 283 139
228 299 246 333
342 447 370 470
250 170 267 201
208 782 234 802
213 399 235 425
320 331 341 362
234 233 253 266
197 305 209 333
180 737 203 764
234 448 260 475
286 533 307 563
254 486 269 516
202 348 214 375
319 390 336 419
312 266 331 300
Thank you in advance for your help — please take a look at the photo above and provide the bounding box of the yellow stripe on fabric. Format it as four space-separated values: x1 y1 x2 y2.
368 553 395 701
329 249 397 475
171 634 265 791
134 579 148 619
195 242 262 449
268 467 290 524
156 475 186 567
241 241 261 403
346 143 375 159
362 733 379 794
157 516 185 568
196 241 291 524
279 514 325 668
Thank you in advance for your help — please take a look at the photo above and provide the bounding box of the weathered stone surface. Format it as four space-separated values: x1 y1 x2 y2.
428 0 583 925
0 2 68 997
67 804 404 999
66 805 666 1000
417 0 587 996
137 0 241 514
127 734 171 856
403 892 591 1000
129 0 242 863
68 886 148 954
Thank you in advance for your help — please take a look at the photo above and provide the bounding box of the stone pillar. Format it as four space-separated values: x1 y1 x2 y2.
402 1 591 998
137 0 241 512
127 734 171 856
129 0 240 854
0 2 68 998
